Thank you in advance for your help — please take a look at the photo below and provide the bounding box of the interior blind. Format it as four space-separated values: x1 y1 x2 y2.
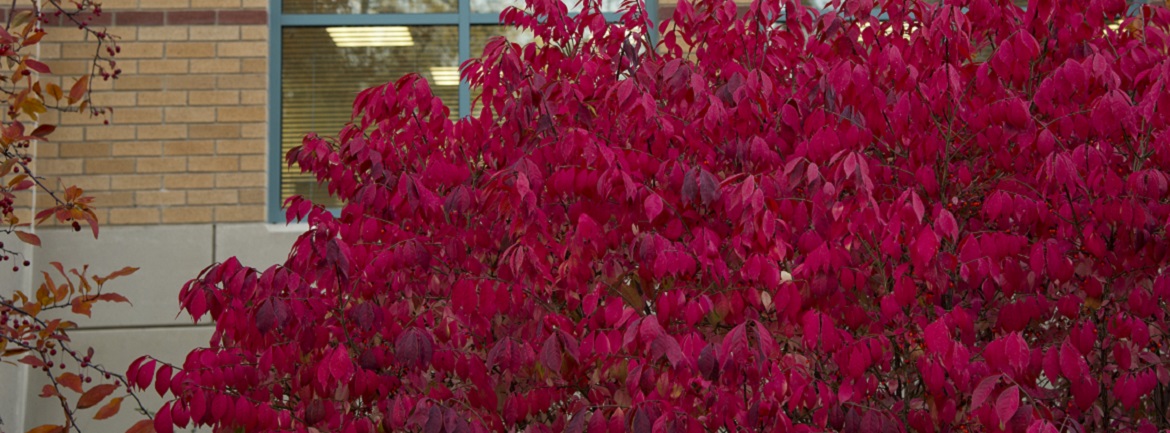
280 26 461 206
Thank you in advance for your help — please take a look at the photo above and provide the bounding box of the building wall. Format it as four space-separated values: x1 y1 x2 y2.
35 0 270 226
4 2 291 432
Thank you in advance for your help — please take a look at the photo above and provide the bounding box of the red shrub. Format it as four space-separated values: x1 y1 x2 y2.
135 0 1170 431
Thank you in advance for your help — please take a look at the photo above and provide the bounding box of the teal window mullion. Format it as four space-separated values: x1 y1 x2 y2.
459 0 472 117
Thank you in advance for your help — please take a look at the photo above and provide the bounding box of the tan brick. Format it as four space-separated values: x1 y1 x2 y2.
85 125 136 141
61 43 98 59
138 26 188 41
116 42 165 59
89 191 134 207
189 58 241 74
240 155 265 171
216 74 265 89
214 205 264 222
143 0 189 8
217 106 265 122
167 76 216 90
189 156 239 172
216 138 263 154
90 91 138 107
241 124 266 138
139 59 189 74
164 141 215 155
138 125 187 140
86 158 137 174
57 175 111 191
114 107 164 124
240 25 268 41
217 41 267 58
216 172 264 188
188 189 238 205
101 0 139 9
112 141 162 156
137 190 186 206
50 126 84 142
137 91 187 106
59 142 111 158
42 60 89 76
164 173 214 189
192 0 240 6
239 188 265 204
189 90 239 106
241 58 266 73
35 142 59 158
37 159 84 175
138 157 188 173
115 76 165 91
166 42 217 58
162 206 213 224
111 175 162 190
109 207 160 225
188 124 241 139
240 90 266 105
190 26 240 41
165 107 217 123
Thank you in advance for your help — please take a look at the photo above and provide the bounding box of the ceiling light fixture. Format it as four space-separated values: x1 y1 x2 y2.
429 66 461 86
326 26 414 47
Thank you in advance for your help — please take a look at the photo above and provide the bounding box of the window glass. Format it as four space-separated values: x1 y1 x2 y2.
280 26 460 205
471 0 626 14
283 0 457 14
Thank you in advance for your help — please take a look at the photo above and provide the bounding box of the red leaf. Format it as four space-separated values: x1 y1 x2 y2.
395 327 434 367
995 385 1020 427
155 364 173 397
154 402 174 433
910 226 939 268
936 209 959 242
971 375 1000 409
644 193 663 221
25 58 51 73
136 360 156 390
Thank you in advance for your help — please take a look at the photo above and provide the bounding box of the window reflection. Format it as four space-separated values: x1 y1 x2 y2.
280 26 460 205
283 0 457 14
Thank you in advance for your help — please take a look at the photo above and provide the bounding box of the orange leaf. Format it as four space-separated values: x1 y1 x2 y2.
95 267 138 285
15 230 41 246
39 384 58 398
25 424 64 433
71 297 93 317
125 419 155 433
57 372 83 393
96 293 131 304
94 397 123 420
46 83 62 100
69 75 89 104
77 384 117 409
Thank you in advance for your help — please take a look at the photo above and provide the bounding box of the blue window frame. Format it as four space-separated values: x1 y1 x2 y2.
266 0 654 222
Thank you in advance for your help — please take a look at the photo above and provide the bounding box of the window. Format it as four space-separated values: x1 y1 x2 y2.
267 0 648 221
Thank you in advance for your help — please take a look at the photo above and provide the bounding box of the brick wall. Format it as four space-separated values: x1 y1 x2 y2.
33 0 269 225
